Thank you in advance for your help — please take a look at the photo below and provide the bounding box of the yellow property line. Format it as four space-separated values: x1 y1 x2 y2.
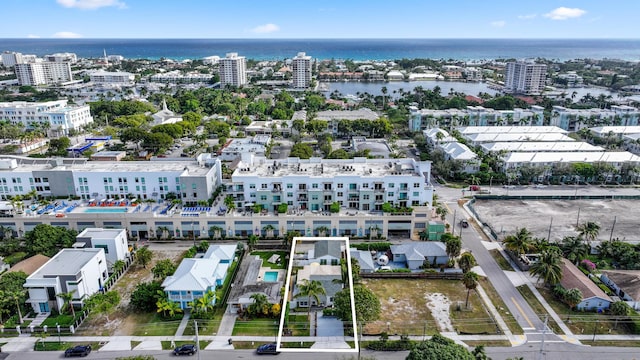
511 297 535 329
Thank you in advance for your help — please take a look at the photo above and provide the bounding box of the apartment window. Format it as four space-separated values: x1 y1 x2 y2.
249 184 256 189
337 192 343 197
312 195 318 200
261 184 268 189
362 183 369 188
388 183 395 188
312 183 318 189
387 192 394 197
337 183 343 188
260 195 267 201
363 194 369 200
287 183 293 189
192 184 197 189
95 244 109 254
135 177 139 183
141 177 145 184
414 183 420 188
349 184 357 190
287 192 293 198
41 178 46 183
413 192 419 197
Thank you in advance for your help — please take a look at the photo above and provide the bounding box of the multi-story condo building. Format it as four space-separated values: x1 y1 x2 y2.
0 100 93 136
504 61 547 95
551 105 640 131
219 53 247 88
0 156 222 202
44 52 78 63
1 51 25 68
292 52 312 88
409 106 545 131
229 157 433 212
89 70 134 84
15 61 73 86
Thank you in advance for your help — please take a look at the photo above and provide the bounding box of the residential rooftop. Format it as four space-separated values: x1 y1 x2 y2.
29 248 103 278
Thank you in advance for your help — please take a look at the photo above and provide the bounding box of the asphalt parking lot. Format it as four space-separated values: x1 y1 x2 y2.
471 198 640 243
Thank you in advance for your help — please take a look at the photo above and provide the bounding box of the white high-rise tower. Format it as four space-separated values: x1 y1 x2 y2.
219 53 247 88
292 52 312 89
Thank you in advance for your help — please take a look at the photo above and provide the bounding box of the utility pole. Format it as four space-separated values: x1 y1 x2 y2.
609 216 617 241
547 217 553 242
538 315 548 360
452 208 457 235
194 320 200 360
576 207 581 228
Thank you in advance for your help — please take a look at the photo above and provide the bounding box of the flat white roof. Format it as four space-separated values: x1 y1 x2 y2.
589 126 640 135
29 248 102 278
465 133 574 143
457 126 568 135
481 141 603 152
504 151 640 164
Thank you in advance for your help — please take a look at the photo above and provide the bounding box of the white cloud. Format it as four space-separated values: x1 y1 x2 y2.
56 0 126 10
518 14 537 20
490 20 506 28
544 7 586 20
26 34 41 38
52 31 83 38
251 23 280 34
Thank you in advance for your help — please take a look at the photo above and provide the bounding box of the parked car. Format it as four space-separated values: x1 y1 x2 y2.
503 185 516 189
256 343 280 355
460 219 469 228
173 344 197 356
64 345 92 357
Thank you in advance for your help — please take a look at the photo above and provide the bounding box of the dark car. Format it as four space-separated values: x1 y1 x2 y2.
173 344 197 356
256 343 280 355
460 219 469 228
64 345 92 357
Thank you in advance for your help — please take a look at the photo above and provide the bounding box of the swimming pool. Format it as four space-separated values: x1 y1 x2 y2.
263 271 278 282
83 208 129 213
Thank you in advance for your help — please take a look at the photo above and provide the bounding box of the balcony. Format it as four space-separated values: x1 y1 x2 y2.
297 196 308 201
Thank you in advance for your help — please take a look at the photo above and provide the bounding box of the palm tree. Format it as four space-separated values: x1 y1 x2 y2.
576 221 600 245
560 236 589 265
209 226 223 240
315 226 330 237
247 234 259 251
294 279 326 319
57 290 77 318
563 288 583 320
529 249 563 287
262 224 275 239
135 247 153 269
503 228 533 256
445 235 462 261
113 260 126 274
459 252 477 273
189 290 216 313
6 289 26 324
462 271 479 308
249 293 270 316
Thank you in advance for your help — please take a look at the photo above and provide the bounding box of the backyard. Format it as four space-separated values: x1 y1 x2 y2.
250 251 288 269
362 278 503 335
75 248 183 336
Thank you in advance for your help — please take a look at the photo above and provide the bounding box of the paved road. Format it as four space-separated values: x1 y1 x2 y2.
6 345 640 360
435 181 551 340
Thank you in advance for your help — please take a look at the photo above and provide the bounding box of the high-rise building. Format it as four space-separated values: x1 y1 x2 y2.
504 61 547 95
219 53 247 88
15 61 72 86
1 51 24 68
292 52 312 88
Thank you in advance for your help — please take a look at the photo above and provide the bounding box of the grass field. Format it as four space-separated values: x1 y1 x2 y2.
516 285 563 334
363 278 503 335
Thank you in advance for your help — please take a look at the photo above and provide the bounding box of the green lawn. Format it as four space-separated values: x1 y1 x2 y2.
232 318 280 336
281 341 314 348
131 313 182 336
250 251 288 269
489 249 514 271
34 341 101 351
160 340 211 350
41 314 76 327
477 278 523 335
182 316 223 336
516 285 562 334
286 314 310 336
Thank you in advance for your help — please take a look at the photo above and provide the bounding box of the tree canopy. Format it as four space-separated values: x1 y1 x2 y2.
23 224 77 257
406 334 474 360
333 285 381 323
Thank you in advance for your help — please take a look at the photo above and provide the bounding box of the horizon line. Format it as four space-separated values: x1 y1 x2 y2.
2 37 640 40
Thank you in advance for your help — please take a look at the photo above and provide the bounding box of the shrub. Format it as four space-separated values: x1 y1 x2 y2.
581 259 596 272
352 242 391 251
367 339 414 351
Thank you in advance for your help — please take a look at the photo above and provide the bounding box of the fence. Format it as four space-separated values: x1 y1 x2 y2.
361 272 463 280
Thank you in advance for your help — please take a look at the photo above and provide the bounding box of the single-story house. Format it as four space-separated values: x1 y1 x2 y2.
390 242 448 270
600 270 640 310
291 263 342 308
559 258 612 311
349 248 375 273
7 254 50 275
161 244 236 309
24 248 108 314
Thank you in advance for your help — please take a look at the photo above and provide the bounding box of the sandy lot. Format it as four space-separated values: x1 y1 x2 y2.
471 199 640 243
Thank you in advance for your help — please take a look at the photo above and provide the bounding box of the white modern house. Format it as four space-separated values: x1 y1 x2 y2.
74 228 131 271
24 248 108 314
161 244 236 309
438 142 480 174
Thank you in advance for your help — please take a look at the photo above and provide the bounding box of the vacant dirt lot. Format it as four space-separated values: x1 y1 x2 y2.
75 248 183 336
471 199 640 243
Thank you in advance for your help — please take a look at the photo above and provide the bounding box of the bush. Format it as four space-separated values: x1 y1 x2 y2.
352 242 391 251
367 338 414 351
580 259 596 272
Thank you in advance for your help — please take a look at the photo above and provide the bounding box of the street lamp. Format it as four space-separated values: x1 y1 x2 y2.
192 221 196 248
56 322 60 344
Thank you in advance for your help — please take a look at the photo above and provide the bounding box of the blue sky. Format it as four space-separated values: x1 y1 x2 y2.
3 0 638 39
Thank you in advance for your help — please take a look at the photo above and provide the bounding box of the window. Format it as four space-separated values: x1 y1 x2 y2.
260 195 267 201
362 183 369 188
95 244 109 254
311 195 318 200
413 192 419 197
287 183 293 189
249 184 256 189
387 192 394 197
414 183 420 188
312 183 319 189
287 192 293 198
389 183 395 188
337 192 343 197
337 183 343 188
349 184 357 190
261 184 268 189
363 194 369 200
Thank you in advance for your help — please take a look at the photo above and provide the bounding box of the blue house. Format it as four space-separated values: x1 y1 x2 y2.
162 244 236 309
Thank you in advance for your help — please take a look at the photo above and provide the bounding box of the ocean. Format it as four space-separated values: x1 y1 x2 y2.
1 38 640 62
